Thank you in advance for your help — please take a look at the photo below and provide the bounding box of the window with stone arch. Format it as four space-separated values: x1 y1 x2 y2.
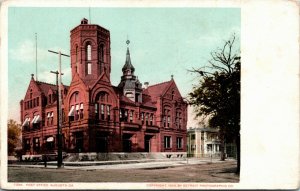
175 108 183 129
75 45 79 73
163 105 171 128
95 91 112 121
99 44 104 62
68 91 83 121
86 42 92 75
86 43 92 61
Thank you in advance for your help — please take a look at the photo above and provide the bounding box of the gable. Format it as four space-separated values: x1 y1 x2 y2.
161 80 183 101
69 71 88 89
90 71 111 89
24 80 42 100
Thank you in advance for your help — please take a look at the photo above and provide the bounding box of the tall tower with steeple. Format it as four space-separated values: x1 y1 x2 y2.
70 18 111 85
118 39 142 102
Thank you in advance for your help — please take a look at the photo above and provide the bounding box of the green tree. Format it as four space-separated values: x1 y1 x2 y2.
8 119 22 155
188 35 240 174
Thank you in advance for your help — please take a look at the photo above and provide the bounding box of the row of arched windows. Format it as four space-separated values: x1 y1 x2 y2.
163 107 183 129
95 92 111 121
74 43 105 75
75 43 105 62
22 112 41 130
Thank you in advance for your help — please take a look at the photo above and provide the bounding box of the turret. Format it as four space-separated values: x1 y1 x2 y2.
118 40 142 102
70 18 111 84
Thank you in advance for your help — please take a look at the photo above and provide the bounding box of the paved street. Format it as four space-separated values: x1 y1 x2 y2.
8 159 239 182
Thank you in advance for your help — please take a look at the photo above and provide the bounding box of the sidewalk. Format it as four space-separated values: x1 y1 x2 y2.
9 158 236 170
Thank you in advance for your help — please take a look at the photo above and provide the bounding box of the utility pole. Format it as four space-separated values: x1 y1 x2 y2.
35 33 38 81
49 50 69 168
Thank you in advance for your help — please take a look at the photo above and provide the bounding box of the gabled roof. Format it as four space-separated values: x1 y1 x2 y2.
144 80 172 98
36 81 57 95
119 94 136 105
141 93 156 108
36 81 69 95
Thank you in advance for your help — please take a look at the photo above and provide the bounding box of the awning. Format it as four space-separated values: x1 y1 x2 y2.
50 112 54 117
22 118 30 127
75 104 79 111
31 116 37 124
47 112 51 118
33 115 41 124
46 137 54 142
68 105 75 116
80 103 83 110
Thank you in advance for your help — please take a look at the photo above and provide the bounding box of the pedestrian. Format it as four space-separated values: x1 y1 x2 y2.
43 154 47 167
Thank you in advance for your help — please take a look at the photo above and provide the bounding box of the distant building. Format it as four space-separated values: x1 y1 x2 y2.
20 18 188 155
187 127 220 158
187 127 237 158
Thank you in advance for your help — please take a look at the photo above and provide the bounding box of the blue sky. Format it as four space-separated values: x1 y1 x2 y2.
8 7 240 126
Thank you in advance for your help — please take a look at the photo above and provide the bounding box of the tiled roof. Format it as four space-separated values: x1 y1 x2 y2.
142 101 156 108
36 81 69 95
144 80 172 98
36 81 57 95
140 94 155 108
120 94 135 104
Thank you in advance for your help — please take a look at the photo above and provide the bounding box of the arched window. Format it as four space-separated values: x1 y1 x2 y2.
87 44 91 61
75 45 78 62
95 91 111 121
68 92 83 121
86 43 92 75
99 44 104 62
163 106 171 127
22 115 30 130
176 109 182 129
32 112 41 129
75 45 79 73
171 91 175 100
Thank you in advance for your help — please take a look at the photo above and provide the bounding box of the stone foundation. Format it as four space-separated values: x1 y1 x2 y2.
64 152 187 162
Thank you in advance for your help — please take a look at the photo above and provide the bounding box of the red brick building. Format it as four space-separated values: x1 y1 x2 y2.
20 18 187 154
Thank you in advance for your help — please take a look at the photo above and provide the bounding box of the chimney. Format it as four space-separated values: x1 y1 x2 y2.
81 18 88 24
144 82 149 89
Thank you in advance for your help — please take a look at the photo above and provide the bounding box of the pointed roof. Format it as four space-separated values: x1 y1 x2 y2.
144 80 172 98
122 47 135 73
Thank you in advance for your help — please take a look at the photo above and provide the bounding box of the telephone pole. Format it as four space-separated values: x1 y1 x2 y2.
48 50 69 168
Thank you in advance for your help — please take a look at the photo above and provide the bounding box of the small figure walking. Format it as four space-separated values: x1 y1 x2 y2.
43 154 47 168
